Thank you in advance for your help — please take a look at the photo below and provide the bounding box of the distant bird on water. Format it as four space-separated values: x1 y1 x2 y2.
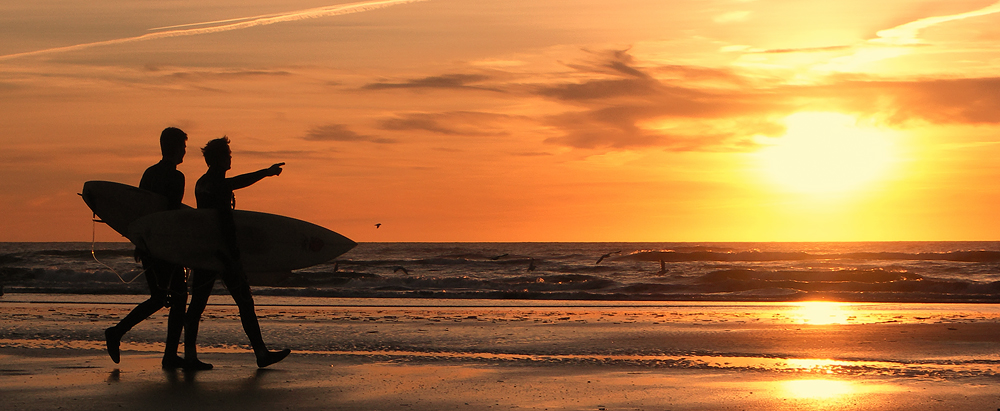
490 253 509 260
375 223 382 229
393 266 409 275
595 250 622 264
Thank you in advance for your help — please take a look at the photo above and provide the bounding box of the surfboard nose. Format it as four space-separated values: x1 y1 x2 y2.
306 237 325 252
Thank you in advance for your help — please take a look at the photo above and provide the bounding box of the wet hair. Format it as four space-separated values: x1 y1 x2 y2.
159 127 187 156
201 136 231 167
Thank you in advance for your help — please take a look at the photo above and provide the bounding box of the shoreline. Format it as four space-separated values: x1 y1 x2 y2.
3 351 1000 411
6 291 1000 305
3 296 1000 409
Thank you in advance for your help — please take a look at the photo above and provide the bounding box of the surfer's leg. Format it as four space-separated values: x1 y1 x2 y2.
105 267 165 364
161 264 187 369
183 269 216 371
221 269 290 368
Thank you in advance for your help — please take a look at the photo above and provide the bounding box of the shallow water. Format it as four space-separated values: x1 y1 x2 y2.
3 295 999 380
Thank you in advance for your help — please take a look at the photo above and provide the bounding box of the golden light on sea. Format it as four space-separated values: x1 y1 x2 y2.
791 301 855 325
782 379 856 399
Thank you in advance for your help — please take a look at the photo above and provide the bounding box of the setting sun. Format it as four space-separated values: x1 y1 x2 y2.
757 112 896 195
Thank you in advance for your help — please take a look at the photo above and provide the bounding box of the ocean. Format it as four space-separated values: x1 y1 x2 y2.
3 241 1000 303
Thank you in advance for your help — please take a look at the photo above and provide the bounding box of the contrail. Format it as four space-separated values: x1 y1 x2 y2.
0 0 426 62
873 0 1000 45
149 16 262 32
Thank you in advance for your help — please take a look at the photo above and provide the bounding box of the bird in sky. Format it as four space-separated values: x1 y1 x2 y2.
595 250 622 264
375 223 382 229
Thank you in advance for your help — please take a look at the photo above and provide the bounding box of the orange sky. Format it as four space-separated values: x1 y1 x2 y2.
4 0 1000 242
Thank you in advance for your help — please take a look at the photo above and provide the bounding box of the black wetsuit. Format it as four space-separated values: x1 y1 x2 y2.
137 160 187 304
107 160 186 364
185 168 274 360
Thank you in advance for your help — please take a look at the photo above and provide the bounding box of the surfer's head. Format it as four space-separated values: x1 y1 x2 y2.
160 127 187 165
202 136 232 171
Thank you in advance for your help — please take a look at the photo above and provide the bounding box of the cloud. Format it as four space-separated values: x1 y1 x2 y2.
873 1 1000 46
362 74 498 91
534 50 788 152
810 77 1000 125
377 112 516 136
542 106 781 152
235 149 329 159
0 0 427 61
164 69 293 80
537 78 660 101
359 49 1000 154
750 45 854 54
304 124 397 144
714 11 752 24
532 49 1000 152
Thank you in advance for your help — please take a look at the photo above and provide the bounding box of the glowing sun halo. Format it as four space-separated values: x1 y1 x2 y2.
757 112 896 195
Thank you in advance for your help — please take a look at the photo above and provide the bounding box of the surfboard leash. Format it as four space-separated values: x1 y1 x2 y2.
90 214 144 284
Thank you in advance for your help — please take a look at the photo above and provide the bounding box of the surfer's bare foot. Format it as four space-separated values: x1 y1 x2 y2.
256 349 291 368
183 358 213 371
161 354 185 369
105 327 121 364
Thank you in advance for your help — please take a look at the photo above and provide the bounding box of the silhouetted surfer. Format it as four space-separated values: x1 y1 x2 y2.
183 136 289 370
105 127 188 369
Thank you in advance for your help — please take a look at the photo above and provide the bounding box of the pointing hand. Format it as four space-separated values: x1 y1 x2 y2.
269 162 285 176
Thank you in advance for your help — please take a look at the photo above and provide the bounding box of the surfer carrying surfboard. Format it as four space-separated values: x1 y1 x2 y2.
104 127 189 369
183 136 290 370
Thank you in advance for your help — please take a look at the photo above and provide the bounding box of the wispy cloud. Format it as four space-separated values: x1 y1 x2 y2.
873 0 1000 46
377 112 515 136
534 50 787 152
362 74 498 91
751 45 853 54
713 10 751 24
304 124 397 144
0 0 426 61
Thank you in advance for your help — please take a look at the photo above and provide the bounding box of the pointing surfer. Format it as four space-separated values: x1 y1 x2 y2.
104 127 189 369
183 136 289 370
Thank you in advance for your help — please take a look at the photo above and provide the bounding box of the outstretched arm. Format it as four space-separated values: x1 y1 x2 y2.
226 163 284 191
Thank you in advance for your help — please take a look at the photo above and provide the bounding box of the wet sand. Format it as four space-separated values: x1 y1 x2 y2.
2 296 1000 410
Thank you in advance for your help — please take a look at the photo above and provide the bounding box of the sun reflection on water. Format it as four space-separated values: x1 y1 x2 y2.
782 379 856 399
792 301 855 325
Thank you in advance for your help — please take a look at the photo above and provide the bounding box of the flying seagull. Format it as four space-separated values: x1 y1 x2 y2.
375 223 381 229
595 250 622 264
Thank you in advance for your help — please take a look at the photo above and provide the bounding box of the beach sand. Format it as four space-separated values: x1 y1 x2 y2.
2 296 1000 410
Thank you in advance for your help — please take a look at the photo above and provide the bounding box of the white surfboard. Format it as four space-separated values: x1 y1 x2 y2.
127 208 356 273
